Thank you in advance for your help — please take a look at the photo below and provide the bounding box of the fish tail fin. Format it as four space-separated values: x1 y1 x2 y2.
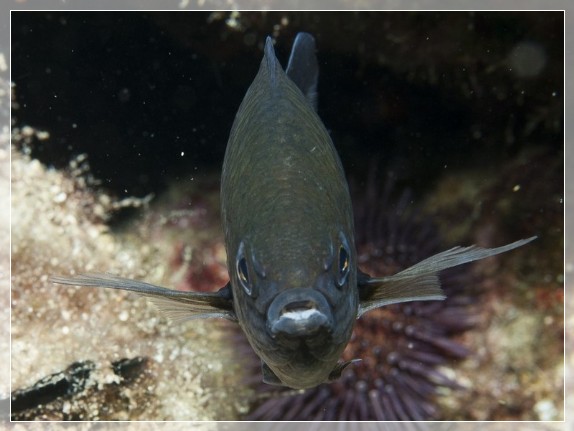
286 32 319 110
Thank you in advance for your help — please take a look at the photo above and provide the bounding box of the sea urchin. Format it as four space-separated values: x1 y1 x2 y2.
243 174 477 420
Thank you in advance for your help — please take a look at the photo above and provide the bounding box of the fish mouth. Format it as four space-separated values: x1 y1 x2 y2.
267 288 334 341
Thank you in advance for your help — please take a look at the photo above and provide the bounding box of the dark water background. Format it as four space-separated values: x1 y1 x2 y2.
11 11 563 205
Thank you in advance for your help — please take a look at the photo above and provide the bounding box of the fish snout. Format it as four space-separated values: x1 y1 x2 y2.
267 288 334 340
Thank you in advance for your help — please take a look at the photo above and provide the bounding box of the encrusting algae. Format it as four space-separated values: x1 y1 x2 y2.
11 145 252 420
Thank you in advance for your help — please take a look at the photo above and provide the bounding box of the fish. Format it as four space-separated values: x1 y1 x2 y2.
51 32 536 390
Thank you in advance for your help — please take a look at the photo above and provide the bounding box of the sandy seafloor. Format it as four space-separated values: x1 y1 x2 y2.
5 8 568 428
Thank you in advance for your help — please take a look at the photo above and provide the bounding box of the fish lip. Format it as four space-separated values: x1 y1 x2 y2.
266 288 334 340
270 308 331 337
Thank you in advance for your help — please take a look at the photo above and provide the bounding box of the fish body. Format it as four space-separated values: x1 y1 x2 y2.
52 33 536 390
220 34 357 388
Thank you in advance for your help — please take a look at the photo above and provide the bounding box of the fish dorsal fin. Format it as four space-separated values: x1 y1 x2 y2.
264 36 279 88
286 32 318 111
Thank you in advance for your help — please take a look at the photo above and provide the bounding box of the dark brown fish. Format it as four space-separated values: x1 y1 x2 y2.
52 33 536 390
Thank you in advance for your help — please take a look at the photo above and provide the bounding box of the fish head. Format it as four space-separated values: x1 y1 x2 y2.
230 226 358 388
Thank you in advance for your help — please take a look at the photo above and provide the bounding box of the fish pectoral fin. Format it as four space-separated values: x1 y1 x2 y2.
327 359 361 382
285 32 318 111
357 236 537 317
357 269 446 318
50 273 237 322
261 361 284 386
143 282 237 323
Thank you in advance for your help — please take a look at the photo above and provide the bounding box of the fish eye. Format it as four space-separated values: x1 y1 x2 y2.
236 256 252 295
337 244 350 286
236 241 254 296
